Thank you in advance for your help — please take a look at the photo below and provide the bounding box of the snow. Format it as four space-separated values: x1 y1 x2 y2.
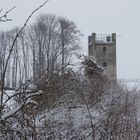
2 104 23 120
1 90 42 120
36 103 101 139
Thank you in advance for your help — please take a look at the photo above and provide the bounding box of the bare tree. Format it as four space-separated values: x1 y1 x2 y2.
28 14 81 88
58 17 81 74
29 14 61 81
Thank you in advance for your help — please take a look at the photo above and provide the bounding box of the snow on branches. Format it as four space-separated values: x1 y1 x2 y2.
82 56 103 78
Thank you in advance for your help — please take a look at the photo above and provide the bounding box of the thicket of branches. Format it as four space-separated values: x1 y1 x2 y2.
0 11 82 139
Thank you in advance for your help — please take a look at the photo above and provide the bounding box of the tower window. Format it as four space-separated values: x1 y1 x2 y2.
107 36 111 42
103 62 107 68
103 47 106 53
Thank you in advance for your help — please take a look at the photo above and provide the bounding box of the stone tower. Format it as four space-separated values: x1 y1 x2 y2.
88 33 117 80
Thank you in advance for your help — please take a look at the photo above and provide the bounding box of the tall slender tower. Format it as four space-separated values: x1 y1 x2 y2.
88 33 117 80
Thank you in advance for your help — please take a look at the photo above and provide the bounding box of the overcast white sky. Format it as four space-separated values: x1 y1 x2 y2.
1 0 140 79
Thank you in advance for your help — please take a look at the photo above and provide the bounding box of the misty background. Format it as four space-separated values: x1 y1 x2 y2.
1 0 140 80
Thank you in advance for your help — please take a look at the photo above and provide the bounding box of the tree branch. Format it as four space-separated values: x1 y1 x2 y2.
2 90 42 120
0 6 16 22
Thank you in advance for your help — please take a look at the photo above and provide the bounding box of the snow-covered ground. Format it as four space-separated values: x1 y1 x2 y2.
37 104 101 140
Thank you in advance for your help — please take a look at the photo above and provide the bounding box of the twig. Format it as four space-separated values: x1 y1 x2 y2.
0 6 16 22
